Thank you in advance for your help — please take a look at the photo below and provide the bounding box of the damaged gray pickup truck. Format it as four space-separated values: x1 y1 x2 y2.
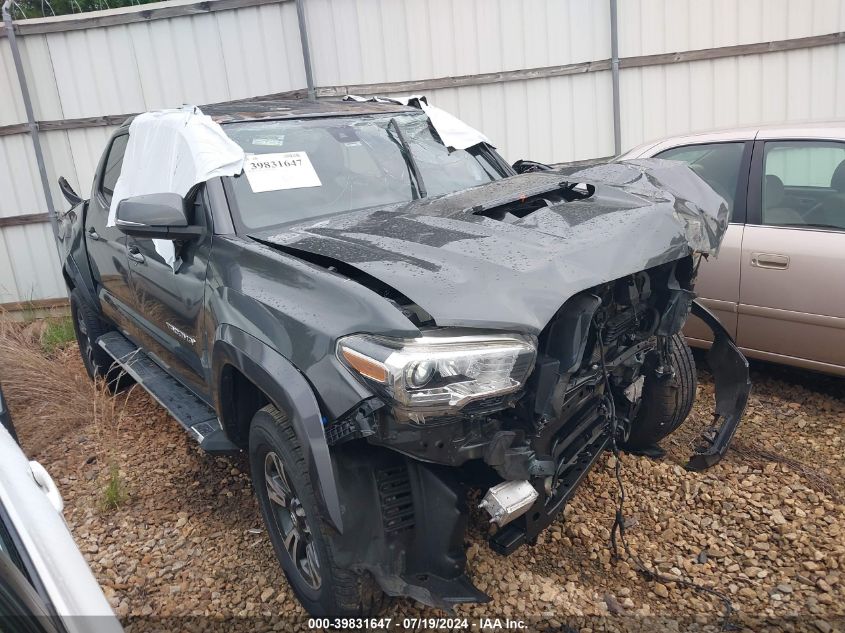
58 98 750 616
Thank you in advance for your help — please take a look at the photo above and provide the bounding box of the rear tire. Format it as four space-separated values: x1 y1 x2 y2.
249 404 387 617
69 289 130 391
624 333 697 450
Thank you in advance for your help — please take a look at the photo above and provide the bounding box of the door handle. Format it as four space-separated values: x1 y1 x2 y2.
87 227 100 241
750 252 789 269
127 246 146 264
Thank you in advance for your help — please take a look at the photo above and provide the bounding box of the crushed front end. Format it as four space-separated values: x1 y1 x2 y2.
302 160 751 610
324 255 749 609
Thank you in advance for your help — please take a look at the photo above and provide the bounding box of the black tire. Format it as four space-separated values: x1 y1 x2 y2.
69 289 129 390
249 404 387 617
624 333 697 450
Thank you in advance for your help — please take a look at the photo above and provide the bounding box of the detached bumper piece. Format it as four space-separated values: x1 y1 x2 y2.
685 300 751 471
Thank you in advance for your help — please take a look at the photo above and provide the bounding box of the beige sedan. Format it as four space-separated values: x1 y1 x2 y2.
621 122 845 376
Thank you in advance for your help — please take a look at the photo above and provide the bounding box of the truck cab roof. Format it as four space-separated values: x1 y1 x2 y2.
118 99 416 130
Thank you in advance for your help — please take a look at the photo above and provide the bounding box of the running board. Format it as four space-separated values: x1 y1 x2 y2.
97 332 238 454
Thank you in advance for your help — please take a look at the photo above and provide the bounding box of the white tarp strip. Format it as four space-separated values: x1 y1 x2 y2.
108 106 245 268
343 95 492 150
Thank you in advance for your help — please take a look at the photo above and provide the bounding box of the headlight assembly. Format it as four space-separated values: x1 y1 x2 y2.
337 331 537 420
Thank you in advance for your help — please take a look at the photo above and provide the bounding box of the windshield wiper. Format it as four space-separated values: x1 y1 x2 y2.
387 117 427 199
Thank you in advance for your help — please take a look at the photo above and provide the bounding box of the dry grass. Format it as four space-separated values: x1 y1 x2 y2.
0 319 97 447
0 318 136 511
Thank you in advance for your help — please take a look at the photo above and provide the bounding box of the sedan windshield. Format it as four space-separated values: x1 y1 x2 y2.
223 112 507 232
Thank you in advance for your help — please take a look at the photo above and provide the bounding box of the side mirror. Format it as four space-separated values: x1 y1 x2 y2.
58 176 83 206
512 159 553 174
115 193 202 240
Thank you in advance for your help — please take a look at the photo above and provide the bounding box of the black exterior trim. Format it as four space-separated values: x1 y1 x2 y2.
747 139 765 225
212 325 344 533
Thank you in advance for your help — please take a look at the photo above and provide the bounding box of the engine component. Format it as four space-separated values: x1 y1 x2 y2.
479 480 539 527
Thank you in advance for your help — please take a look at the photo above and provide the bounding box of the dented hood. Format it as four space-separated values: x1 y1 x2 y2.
252 159 729 334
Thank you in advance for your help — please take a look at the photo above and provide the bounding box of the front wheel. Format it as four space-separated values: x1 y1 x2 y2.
249 405 387 617
623 333 697 451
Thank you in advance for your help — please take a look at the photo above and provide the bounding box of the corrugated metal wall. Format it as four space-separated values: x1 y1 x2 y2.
303 0 613 162
1 0 844 305
617 0 845 149
0 0 306 305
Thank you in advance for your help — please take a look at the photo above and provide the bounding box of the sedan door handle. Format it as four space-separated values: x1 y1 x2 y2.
127 246 146 264
750 252 789 269
87 227 100 241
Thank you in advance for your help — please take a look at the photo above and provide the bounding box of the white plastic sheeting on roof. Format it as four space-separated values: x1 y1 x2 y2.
343 95 492 150
107 107 245 267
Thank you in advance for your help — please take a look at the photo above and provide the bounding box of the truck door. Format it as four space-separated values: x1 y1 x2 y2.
123 187 214 400
84 133 135 330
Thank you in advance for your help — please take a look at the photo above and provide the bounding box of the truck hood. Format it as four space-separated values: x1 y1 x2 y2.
251 159 728 334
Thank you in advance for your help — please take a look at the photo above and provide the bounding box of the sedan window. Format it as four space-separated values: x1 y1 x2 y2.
762 141 845 230
0 514 27 581
656 142 746 218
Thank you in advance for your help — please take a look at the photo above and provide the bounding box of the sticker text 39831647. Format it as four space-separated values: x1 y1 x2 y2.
244 151 322 193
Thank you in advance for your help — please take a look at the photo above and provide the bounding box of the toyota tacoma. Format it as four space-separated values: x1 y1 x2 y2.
57 98 750 616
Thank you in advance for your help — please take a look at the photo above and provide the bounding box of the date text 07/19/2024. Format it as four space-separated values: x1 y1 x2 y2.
306 617 528 630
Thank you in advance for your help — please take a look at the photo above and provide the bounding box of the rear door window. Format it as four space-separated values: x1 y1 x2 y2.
99 134 128 203
656 142 746 220
761 141 845 230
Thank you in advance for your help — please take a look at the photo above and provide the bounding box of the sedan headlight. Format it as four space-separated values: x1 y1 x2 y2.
337 331 537 420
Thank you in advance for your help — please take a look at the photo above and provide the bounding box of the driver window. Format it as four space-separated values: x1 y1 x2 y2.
762 141 845 230
656 142 745 220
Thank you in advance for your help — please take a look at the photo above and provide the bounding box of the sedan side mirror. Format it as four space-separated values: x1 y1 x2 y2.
115 193 202 240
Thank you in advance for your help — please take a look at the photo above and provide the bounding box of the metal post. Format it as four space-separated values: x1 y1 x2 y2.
2 0 60 250
294 0 316 100
609 0 622 156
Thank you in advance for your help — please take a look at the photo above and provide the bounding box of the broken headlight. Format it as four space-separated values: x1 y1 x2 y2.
337 331 536 419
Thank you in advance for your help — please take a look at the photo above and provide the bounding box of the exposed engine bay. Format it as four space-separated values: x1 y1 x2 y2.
323 256 750 609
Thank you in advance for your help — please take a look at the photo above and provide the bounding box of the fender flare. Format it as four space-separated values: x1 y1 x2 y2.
212 324 343 533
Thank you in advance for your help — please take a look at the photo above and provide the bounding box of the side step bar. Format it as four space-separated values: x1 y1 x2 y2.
97 332 238 454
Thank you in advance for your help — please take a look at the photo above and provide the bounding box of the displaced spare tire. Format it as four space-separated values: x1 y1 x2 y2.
623 333 697 451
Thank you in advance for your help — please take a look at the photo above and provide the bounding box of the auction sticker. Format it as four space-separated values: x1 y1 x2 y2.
244 151 322 193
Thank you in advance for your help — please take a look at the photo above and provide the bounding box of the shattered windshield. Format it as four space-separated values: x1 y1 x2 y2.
223 112 507 232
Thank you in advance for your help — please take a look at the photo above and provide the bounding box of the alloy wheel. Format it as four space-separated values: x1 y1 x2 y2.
264 451 322 590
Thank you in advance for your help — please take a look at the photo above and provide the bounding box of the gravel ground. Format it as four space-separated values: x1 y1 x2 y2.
5 342 844 633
